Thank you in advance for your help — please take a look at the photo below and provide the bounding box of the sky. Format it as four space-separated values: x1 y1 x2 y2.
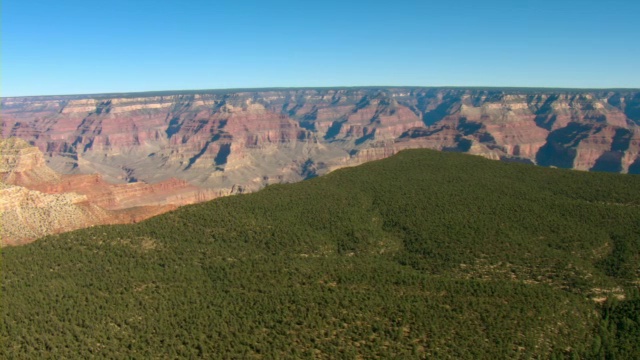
3 0 640 96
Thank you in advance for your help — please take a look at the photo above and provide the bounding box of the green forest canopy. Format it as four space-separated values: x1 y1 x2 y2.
2 149 640 358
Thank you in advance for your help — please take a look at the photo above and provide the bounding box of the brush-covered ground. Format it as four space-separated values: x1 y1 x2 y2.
2 149 639 359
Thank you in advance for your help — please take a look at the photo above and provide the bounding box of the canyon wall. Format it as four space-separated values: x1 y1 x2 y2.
2 87 640 243
3 88 639 185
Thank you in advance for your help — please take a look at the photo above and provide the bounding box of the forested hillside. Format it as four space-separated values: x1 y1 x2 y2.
2 149 640 358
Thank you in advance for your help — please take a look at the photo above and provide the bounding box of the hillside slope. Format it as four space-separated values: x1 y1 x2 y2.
2 149 640 358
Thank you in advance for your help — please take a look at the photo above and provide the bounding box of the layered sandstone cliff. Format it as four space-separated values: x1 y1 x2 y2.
2 88 640 244
3 88 639 185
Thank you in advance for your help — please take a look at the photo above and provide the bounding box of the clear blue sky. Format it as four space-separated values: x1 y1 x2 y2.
3 0 639 96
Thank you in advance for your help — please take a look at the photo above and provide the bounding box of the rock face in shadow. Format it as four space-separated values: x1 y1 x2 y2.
2 88 640 243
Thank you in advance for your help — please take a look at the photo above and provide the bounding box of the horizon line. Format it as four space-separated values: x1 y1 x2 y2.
3 85 640 99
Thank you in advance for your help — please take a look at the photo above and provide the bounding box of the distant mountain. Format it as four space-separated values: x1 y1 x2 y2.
2 149 639 358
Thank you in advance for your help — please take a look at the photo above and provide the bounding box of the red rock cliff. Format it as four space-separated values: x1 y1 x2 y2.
3 88 640 243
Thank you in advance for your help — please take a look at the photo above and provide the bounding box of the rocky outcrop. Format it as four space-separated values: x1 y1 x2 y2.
0 137 61 186
2 87 640 243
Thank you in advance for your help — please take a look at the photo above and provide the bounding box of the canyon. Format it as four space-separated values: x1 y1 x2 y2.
2 87 640 244
0 138 223 245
